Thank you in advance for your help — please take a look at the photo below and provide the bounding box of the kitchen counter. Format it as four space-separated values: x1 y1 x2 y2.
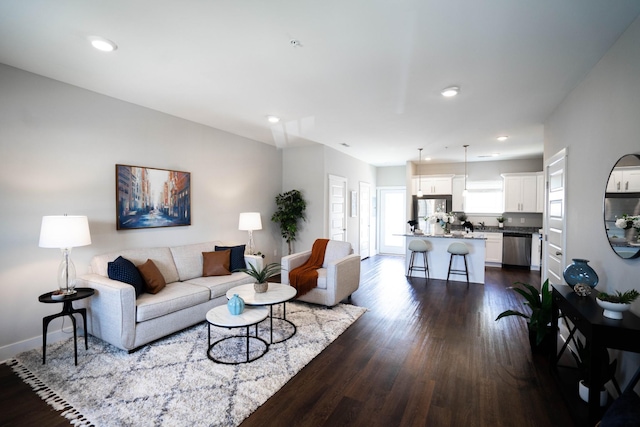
402 234 486 284
449 226 541 234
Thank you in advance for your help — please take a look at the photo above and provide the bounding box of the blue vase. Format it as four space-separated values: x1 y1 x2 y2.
227 294 245 315
563 259 598 289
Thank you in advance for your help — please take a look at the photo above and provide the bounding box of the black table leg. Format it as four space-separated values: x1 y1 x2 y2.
41 300 86 366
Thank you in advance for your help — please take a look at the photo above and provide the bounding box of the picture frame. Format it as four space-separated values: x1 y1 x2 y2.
116 164 191 230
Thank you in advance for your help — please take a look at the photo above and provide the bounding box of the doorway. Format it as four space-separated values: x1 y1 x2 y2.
378 187 406 254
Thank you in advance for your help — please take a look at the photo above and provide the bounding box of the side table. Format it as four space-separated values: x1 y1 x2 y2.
38 287 95 366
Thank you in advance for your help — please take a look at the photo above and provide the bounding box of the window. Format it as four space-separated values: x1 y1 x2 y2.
464 180 503 214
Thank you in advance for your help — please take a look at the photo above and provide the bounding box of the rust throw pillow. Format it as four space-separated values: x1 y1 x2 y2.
138 259 166 294
203 250 231 276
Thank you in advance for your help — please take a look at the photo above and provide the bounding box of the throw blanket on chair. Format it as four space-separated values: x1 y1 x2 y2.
289 239 330 297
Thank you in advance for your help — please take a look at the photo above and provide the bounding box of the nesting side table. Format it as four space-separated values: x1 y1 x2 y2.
38 287 95 366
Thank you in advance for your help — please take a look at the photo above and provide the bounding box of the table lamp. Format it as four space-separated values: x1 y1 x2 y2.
39 215 92 295
238 212 262 255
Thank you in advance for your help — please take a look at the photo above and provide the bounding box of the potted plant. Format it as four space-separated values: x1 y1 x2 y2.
495 279 553 352
596 289 639 319
271 189 307 255
569 338 618 406
497 216 505 228
237 262 281 293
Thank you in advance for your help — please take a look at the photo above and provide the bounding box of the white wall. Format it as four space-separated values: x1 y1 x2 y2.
377 165 406 187
0 64 283 360
282 144 376 255
545 17 640 390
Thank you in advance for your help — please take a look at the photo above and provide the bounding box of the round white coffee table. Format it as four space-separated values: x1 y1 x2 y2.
206 305 269 364
226 283 297 344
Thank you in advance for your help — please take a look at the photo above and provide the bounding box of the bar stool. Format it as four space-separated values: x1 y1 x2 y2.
446 242 469 288
407 239 429 279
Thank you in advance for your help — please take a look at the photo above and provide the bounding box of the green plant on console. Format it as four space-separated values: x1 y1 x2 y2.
495 279 553 347
237 262 281 284
597 289 639 304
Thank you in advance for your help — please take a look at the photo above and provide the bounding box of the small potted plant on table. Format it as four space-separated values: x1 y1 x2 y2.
596 289 639 319
497 216 505 228
238 262 281 293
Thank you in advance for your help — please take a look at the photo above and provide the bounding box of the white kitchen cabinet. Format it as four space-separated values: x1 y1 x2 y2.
536 172 544 213
484 232 503 264
502 173 539 213
452 176 465 211
606 167 640 192
412 175 454 195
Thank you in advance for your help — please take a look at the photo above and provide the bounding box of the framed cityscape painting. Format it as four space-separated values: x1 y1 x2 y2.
116 164 191 230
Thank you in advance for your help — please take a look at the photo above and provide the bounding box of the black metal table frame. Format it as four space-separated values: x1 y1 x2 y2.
266 301 297 344
207 321 269 365
39 287 94 366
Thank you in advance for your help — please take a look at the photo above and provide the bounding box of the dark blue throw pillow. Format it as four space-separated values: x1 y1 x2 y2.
215 245 246 272
108 256 145 297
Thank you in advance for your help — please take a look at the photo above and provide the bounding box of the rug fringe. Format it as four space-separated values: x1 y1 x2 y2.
8 359 96 427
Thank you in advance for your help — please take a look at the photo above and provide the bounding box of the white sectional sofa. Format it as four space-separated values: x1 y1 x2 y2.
76 241 262 351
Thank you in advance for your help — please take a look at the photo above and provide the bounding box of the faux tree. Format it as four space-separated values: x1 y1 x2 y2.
271 189 307 254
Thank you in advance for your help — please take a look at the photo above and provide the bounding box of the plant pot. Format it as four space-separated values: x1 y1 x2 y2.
254 282 269 293
596 298 630 320
498 223 504 228
528 326 554 354
578 380 608 406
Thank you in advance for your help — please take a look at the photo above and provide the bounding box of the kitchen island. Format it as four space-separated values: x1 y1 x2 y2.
402 234 486 284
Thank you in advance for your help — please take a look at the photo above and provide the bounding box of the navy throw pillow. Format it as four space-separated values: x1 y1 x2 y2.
215 245 246 272
108 256 145 298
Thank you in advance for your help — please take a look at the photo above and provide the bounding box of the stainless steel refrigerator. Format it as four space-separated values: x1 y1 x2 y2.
413 196 452 234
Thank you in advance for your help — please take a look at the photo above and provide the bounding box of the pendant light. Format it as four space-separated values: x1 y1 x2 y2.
462 145 469 197
417 148 423 197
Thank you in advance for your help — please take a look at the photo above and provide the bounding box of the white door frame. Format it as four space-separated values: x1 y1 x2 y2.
377 186 406 255
359 181 371 259
543 148 567 284
328 174 347 241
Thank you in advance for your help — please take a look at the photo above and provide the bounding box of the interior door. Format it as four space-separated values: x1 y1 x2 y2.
543 149 567 285
328 174 347 241
378 187 406 254
359 181 371 259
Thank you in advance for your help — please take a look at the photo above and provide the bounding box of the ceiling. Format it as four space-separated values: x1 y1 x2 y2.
2 1 640 166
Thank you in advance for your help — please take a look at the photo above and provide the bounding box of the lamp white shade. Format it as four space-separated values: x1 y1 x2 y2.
39 215 92 248
238 212 262 231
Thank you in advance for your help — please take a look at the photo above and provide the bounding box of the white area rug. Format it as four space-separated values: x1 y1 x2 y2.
10 302 366 427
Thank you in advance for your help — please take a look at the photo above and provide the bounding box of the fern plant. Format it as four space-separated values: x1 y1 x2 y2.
597 289 639 304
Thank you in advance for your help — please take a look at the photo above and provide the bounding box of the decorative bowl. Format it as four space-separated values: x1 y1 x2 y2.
595 298 631 320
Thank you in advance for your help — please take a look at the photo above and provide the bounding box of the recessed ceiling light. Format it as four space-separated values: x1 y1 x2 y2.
423 157 432 161
497 135 509 141
89 36 117 52
267 115 280 123
492 153 500 157
441 86 460 97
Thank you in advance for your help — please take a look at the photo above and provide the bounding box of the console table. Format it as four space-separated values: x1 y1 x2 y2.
551 284 640 425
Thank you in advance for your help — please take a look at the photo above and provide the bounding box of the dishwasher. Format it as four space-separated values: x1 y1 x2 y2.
502 232 532 268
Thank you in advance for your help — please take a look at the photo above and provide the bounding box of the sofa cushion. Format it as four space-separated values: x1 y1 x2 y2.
322 241 353 268
135 282 210 322
93 247 179 284
107 256 145 297
203 250 231 276
170 241 220 281
215 244 246 271
137 259 167 294
185 272 255 299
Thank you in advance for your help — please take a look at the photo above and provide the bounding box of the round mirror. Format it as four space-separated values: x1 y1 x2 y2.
604 154 640 259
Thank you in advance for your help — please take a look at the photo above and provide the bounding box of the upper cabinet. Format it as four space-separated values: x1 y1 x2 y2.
451 176 465 211
502 173 540 213
606 166 640 193
412 175 454 195
536 172 544 213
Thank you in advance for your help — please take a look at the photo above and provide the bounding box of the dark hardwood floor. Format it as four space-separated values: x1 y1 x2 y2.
0 255 575 427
